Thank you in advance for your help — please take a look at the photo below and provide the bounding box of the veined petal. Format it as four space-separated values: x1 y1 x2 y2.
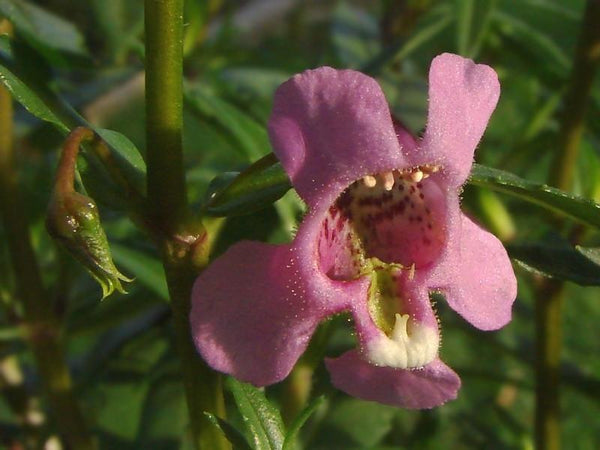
269 67 408 207
326 351 460 409
431 213 517 330
192 241 339 386
420 53 500 186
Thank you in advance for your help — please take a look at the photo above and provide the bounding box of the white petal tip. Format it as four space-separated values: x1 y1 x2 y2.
366 319 438 369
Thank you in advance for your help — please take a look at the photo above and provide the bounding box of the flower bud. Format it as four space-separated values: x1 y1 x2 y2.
46 127 132 298
46 190 131 299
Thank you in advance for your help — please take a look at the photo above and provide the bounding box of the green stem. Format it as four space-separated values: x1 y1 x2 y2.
548 0 600 191
536 2 600 450
281 363 313 425
534 280 564 450
0 21 95 450
281 321 334 424
144 3 229 449
145 0 187 234
163 256 229 450
54 127 94 195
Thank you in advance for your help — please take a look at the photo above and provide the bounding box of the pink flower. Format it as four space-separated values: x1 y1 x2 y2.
191 53 517 408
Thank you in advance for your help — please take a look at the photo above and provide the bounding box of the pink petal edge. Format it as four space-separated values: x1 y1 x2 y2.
432 213 517 330
420 53 500 186
191 241 321 386
326 351 461 409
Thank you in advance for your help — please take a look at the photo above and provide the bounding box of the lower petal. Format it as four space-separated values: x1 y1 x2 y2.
191 241 332 386
325 351 461 409
352 276 440 370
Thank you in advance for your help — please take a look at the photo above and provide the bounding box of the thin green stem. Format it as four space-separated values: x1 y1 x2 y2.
534 280 563 450
548 0 600 191
0 21 95 450
144 3 229 449
536 2 600 450
145 0 187 234
54 127 95 195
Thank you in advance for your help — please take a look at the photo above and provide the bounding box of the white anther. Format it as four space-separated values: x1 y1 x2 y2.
410 170 423 182
408 263 416 281
422 172 430 179
363 175 377 187
383 172 395 191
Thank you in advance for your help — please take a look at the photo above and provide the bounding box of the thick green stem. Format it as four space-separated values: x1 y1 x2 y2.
145 0 187 234
144 3 229 449
536 2 600 450
163 254 229 450
0 21 95 450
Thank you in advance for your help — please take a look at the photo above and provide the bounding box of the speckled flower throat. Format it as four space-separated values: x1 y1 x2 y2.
318 165 446 369
319 165 446 280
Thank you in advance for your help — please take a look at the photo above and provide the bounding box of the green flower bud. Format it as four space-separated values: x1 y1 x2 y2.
46 127 132 299
46 191 132 299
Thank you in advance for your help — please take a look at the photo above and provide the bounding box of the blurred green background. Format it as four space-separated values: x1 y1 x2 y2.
1 0 599 449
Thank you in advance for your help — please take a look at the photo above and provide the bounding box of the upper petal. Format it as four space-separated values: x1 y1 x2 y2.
430 212 517 330
268 67 408 207
420 53 500 186
325 351 461 409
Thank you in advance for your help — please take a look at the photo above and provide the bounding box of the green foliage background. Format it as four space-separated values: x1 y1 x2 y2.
0 0 599 449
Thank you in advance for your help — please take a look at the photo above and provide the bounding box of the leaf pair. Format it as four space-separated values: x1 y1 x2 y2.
206 378 324 450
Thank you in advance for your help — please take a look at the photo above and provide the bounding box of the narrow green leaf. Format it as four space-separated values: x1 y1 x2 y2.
456 0 474 55
226 377 285 450
331 2 380 68
95 128 147 195
575 246 600 267
469 164 600 228
492 9 570 70
363 8 452 75
0 36 69 131
0 0 90 66
467 0 497 58
282 396 326 450
0 326 24 341
206 157 600 229
184 83 269 160
204 413 254 450
507 240 600 286
205 154 291 217
0 36 146 210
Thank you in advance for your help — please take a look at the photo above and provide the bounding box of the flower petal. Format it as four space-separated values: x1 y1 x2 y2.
420 53 500 186
432 213 517 330
350 273 440 370
191 241 335 386
326 351 460 408
269 67 408 207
